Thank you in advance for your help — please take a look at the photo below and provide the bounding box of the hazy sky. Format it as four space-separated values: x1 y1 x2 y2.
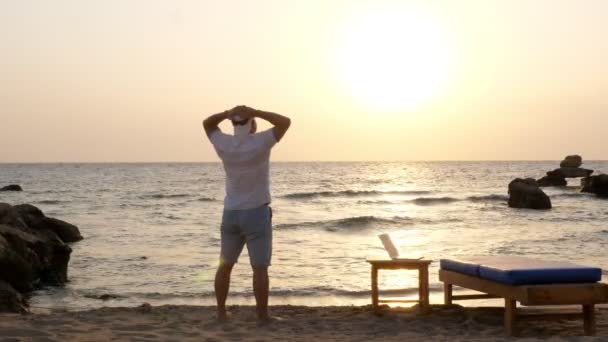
1 0 606 162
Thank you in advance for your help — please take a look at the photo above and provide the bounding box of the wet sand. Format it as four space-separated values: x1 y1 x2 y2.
0 304 606 341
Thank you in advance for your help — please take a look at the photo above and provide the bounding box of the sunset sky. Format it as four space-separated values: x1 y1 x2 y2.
1 0 606 162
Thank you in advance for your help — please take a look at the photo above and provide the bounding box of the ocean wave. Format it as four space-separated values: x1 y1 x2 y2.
410 197 460 205
119 202 152 209
466 194 509 202
149 211 182 220
30 190 72 195
196 197 217 202
34 199 69 205
83 293 126 301
140 193 191 199
551 192 594 198
357 200 393 205
79 285 443 301
276 215 419 231
282 190 431 199
360 195 508 206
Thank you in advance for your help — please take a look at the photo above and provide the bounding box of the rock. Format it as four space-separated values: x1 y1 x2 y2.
0 185 23 192
537 175 567 187
0 232 37 291
14 204 83 243
553 167 593 178
508 178 552 209
0 281 27 313
560 155 583 168
537 167 593 186
581 174 608 198
0 223 72 288
41 217 83 243
12 204 45 223
0 202 82 312
0 203 28 228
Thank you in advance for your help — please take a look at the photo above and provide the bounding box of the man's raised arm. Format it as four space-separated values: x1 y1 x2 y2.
202 110 230 138
251 109 291 142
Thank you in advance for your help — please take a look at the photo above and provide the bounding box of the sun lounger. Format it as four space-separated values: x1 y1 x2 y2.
439 256 608 336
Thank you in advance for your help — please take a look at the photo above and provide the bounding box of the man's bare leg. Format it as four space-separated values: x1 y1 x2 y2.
215 262 234 320
252 265 270 321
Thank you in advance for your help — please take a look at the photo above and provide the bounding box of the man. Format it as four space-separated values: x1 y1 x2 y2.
203 105 291 323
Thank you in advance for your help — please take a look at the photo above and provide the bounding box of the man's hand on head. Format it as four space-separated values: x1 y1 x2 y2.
228 105 257 121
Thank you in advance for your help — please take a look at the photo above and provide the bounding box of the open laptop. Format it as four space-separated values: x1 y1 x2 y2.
378 233 423 261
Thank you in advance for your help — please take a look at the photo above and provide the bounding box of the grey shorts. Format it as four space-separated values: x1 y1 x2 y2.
220 204 272 267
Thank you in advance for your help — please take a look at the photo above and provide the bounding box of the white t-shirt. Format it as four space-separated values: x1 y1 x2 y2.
209 128 277 210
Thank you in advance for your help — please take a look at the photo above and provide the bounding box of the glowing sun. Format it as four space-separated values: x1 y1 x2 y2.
332 3 457 112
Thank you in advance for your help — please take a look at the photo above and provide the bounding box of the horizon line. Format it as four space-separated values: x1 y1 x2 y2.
1 159 606 164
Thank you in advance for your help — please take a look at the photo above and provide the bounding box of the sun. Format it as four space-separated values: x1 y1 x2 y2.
331 3 457 112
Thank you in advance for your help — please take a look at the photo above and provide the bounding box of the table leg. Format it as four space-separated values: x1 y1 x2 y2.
418 266 429 313
583 304 596 336
371 265 379 312
504 298 517 336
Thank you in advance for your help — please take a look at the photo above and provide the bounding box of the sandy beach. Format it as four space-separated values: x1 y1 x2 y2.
0 304 606 341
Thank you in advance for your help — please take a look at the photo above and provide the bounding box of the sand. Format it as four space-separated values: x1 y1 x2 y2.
0 304 606 341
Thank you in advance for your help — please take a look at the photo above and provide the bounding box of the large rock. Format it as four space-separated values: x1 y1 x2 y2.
14 204 83 243
0 185 23 192
553 167 593 178
581 174 608 198
538 167 593 187
560 155 583 168
0 203 27 228
0 203 82 312
537 175 567 187
508 178 552 209
0 281 26 313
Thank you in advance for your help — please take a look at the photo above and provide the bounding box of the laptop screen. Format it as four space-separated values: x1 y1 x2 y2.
378 234 399 259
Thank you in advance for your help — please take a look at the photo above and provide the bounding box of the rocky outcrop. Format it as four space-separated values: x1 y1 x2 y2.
538 156 594 187
560 155 583 168
581 174 608 198
537 170 567 187
14 204 83 243
0 185 22 192
0 281 26 313
0 203 82 312
554 167 593 178
512 154 604 204
508 178 552 209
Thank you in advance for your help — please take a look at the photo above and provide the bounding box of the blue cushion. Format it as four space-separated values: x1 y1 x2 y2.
440 257 483 277
441 256 602 285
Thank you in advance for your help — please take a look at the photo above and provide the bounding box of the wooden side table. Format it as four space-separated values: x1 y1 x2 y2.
366 258 432 313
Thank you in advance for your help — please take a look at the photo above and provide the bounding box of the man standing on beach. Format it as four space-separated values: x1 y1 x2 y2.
203 105 291 323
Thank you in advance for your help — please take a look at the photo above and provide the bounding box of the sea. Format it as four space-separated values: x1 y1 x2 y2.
1 161 607 311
